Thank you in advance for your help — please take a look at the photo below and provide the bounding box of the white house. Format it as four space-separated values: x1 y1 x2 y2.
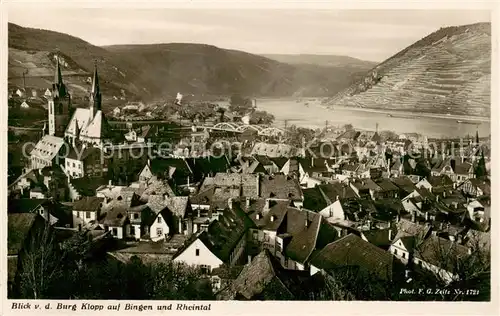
173 237 223 274
149 209 171 241
389 236 414 264
125 130 137 142
318 199 345 221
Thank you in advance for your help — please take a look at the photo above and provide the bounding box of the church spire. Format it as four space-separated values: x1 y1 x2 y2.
55 57 63 85
89 62 102 117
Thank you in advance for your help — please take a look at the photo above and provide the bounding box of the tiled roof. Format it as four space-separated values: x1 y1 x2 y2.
71 176 109 197
190 187 216 206
73 196 104 212
362 228 392 248
414 236 470 272
217 250 319 300
101 203 129 227
80 110 113 140
310 233 394 281
196 203 255 262
285 213 322 264
318 182 357 204
251 142 298 158
453 161 472 175
245 199 289 231
375 178 399 192
259 174 302 200
302 187 328 212
29 135 65 161
164 196 190 218
428 175 454 187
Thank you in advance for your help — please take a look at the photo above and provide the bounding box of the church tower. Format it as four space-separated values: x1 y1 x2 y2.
89 64 102 120
48 57 72 136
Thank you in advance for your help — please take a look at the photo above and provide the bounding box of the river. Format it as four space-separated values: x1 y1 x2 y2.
254 99 491 138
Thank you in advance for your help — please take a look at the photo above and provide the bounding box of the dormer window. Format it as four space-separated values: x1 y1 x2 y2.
117 196 123 201
270 215 276 222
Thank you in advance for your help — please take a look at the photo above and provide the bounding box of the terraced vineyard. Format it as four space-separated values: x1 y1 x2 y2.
325 23 491 117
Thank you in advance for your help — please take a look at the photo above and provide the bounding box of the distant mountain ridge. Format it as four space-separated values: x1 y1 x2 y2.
324 22 491 117
263 54 377 69
8 23 373 103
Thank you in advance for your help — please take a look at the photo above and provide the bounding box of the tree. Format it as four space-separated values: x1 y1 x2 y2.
16 223 65 299
229 94 252 115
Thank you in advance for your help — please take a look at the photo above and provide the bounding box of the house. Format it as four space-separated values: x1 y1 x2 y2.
7 213 48 295
172 202 255 273
185 156 231 182
389 176 417 198
29 135 66 169
99 203 130 239
148 207 172 241
413 236 471 284
389 218 432 264
349 178 381 200
360 228 394 250
65 146 108 179
251 142 298 158
8 198 71 227
416 175 454 193
113 107 121 116
259 174 303 208
309 234 396 281
210 265 245 293
459 178 490 198
216 250 328 300
142 158 193 185
124 130 137 142
306 183 357 220
72 196 104 228
374 178 400 199
296 157 331 188
20 101 30 108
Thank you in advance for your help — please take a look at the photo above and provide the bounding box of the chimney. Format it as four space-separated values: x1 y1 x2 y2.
388 229 392 240
336 195 339 201
439 222 443 230
228 198 234 210
396 214 401 223
247 255 252 265
246 197 251 208
425 212 429 221
436 195 439 202
467 247 472 255
108 180 112 188
367 220 372 230
256 174 260 197
264 199 271 213
411 211 416 223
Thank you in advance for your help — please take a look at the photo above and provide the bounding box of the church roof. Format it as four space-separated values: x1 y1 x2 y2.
65 108 92 136
80 110 113 140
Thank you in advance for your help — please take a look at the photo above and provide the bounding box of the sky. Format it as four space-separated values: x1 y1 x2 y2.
8 9 490 62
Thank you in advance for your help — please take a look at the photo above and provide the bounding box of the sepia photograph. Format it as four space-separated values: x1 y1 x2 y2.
3 3 495 310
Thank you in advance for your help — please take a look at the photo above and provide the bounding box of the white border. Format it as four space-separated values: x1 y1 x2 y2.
1 1 499 316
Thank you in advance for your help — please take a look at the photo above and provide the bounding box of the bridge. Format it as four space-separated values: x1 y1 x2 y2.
208 122 285 137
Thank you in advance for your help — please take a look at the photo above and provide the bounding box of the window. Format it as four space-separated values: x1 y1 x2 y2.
156 228 163 237
157 216 162 223
72 162 75 168
130 226 135 236
200 264 210 274
394 249 398 255
112 228 118 235
76 212 80 218
134 213 139 219
402 252 406 259
196 249 200 256
86 212 91 219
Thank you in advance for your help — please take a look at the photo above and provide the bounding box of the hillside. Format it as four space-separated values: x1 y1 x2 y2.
8 23 374 103
263 54 377 69
324 23 491 117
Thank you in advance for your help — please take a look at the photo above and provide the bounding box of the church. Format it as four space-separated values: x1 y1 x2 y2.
30 58 115 170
